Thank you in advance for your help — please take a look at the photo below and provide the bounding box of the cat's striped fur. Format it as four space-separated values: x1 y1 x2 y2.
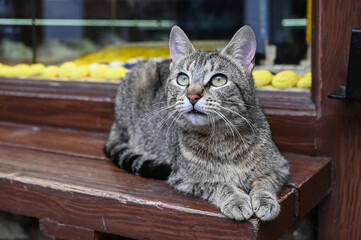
104 26 289 221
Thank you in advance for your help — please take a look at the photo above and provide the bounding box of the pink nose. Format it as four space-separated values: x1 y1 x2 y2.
187 94 200 105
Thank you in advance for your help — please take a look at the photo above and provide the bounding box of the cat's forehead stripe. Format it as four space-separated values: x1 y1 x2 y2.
188 60 196 72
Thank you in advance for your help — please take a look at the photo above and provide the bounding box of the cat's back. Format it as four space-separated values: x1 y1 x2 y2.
114 60 170 118
113 59 176 163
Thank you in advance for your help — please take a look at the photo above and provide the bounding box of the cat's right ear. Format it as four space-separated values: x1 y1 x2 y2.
169 26 196 67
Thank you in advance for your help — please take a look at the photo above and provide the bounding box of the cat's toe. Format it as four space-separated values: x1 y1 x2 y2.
251 191 280 221
220 194 253 221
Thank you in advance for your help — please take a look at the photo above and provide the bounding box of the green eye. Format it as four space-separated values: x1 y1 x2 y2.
210 74 227 87
176 73 189 86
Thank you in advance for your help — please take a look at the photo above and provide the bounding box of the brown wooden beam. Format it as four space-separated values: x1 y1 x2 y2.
312 0 361 239
40 218 95 240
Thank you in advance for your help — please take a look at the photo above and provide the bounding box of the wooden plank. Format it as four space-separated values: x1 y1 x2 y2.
266 114 317 155
257 90 315 112
0 78 117 98
0 145 294 240
0 122 329 220
284 153 331 218
0 122 107 160
0 122 329 219
40 218 95 240
0 94 114 132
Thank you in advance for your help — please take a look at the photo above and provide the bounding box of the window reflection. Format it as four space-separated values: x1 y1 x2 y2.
0 0 311 90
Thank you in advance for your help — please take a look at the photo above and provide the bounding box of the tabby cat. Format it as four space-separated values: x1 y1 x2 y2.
104 25 289 221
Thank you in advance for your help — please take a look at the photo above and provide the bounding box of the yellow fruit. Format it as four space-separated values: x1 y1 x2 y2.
59 62 77 79
272 71 300 89
27 63 45 76
90 64 111 79
104 67 129 80
252 70 273 87
70 65 90 80
10 64 30 77
297 74 312 88
0 65 12 77
40 66 59 79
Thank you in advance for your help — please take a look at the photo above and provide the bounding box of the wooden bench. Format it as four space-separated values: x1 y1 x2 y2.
0 121 331 240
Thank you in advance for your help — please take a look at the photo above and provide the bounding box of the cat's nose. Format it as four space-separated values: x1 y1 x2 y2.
187 94 200 105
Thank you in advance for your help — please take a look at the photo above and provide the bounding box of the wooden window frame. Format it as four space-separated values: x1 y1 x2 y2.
0 0 320 156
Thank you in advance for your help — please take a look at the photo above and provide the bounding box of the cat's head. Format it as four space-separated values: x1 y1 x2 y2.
167 26 258 131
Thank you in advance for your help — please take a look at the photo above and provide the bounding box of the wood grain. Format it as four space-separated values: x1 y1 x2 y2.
0 145 295 240
0 94 114 132
283 153 331 218
0 121 107 160
257 90 315 112
0 122 330 222
312 0 361 239
40 218 95 240
267 114 317 155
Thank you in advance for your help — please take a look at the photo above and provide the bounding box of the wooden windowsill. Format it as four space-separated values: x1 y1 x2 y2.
0 77 315 112
0 78 318 155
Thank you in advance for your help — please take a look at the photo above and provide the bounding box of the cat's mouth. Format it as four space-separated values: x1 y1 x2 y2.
188 109 206 115
183 108 209 126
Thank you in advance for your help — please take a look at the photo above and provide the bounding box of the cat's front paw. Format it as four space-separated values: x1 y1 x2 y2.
250 190 280 221
219 192 253 221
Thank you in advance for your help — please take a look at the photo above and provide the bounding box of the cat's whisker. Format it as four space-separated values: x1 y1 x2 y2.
155 101 182 133
208 109 236 141
134 104 176 128
152 100 168 106
210 109 246 146
203 109 216 143
216 111 244 143
166 111 183 144
154 109 178 133
217 105 257 135
209 114 216 141
219 100 258 109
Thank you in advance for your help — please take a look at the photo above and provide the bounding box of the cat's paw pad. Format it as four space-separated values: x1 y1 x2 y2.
220 193 253 221
250 191 280 221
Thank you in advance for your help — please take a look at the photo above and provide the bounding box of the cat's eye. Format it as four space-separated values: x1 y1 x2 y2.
176 73 190 86
210 74 227 87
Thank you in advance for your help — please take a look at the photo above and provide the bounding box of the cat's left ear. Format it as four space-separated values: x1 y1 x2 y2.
169 26 196 67
221 25 256 73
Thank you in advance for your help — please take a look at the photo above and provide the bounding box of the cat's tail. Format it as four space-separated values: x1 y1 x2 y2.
104 124 171 180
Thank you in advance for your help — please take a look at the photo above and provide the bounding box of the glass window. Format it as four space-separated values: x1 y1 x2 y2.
0 0 311 90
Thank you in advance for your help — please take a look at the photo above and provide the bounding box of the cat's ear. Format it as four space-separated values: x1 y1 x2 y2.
169 26 196 66
221 25 256 73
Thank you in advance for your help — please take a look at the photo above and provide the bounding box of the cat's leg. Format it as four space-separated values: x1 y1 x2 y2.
104 123 171 180
249 176 282 221
169 179 253 221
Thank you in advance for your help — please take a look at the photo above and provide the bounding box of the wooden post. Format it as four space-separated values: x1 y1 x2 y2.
312 0 361 239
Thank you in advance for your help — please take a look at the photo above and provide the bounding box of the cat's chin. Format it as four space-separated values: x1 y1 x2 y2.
183 112 210 126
